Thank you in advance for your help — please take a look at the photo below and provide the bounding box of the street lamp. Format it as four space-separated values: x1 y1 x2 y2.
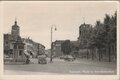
50 24 57 63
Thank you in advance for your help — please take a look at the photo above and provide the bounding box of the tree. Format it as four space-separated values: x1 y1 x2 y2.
78 11 117 61
93 21 106 61
104 13 117 62
87 28 96 60
61 40 72 55
89 12 117 62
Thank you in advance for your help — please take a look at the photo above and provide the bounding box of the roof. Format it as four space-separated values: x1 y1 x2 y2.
71 41 79 47
23 38 45 48
12 20 19 28
55 40 65 42
79 23 92 29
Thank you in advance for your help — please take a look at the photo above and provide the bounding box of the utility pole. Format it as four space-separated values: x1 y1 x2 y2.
50 25 57 63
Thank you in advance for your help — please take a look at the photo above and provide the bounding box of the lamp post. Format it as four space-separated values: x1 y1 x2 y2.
50 24 57 63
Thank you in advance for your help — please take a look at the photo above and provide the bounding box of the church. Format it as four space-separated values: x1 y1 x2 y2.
4 20 26 63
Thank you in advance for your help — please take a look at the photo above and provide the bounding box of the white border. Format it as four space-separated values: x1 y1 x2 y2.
0 1 119 80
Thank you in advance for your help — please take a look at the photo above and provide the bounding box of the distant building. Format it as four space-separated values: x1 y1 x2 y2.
38 43 45 55
23 38 34 57
11 20 20 39
23 38 45 58
4 19 45 62
4 34 12 56
78 23 93 48
70 41 79 57
52 40 65 57
77 23 94 58
71 41 79 50
4 20 26 62
45 49 51 57
52 40 79 57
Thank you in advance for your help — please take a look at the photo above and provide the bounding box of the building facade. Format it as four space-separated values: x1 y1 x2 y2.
52 40 80 57
52 40 65 57
23 38 45 58
38 43 45 55
78 23 93 45
13 36 25 62
4 20 46 62
77 23 93 58
45 49 51 57
4 20 26 62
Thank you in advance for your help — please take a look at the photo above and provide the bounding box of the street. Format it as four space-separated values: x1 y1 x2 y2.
4 58 116 75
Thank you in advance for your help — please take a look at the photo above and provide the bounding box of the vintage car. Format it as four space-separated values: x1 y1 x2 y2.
59 55 65 59
64 55 75 61
38 54 47 64
4 57 14 62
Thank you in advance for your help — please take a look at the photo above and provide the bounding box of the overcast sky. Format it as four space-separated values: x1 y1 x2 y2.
1 1 117 49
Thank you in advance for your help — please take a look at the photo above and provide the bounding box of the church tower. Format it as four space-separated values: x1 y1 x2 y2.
11 19 20 36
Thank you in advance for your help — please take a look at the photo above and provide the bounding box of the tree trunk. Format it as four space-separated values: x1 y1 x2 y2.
108 45 111 62
98 48 101 61
112 44 115 60
105 47 108 61
81 49 83 59
111 44 114 61
91 48 94 60
114 43 117 61
87 49 89 59
101 48 103 60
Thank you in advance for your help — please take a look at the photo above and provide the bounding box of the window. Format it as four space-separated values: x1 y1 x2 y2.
53 47 56 50
19 50 22 56
14 45 17 49
56 44 60 46
6 41 8 44
53 52 56 55
18 45 24 49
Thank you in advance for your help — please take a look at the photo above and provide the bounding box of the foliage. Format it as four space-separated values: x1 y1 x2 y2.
78 12 117 61
82 12 117 49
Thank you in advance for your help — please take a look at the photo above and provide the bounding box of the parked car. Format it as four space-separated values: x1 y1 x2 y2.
64 55 75 61
59 55 65 59
38 54 47 64
4 55 9 58
4 57 14 62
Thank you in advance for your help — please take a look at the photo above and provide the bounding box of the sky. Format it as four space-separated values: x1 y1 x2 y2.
1 1 117 49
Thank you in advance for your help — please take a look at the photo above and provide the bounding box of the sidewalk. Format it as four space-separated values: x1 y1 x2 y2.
75 58 116 69
4 70 58 75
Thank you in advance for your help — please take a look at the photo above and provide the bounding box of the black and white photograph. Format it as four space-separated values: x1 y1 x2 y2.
0 1 119 80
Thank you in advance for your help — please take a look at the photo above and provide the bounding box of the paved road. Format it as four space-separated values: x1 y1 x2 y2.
4 58 116 75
